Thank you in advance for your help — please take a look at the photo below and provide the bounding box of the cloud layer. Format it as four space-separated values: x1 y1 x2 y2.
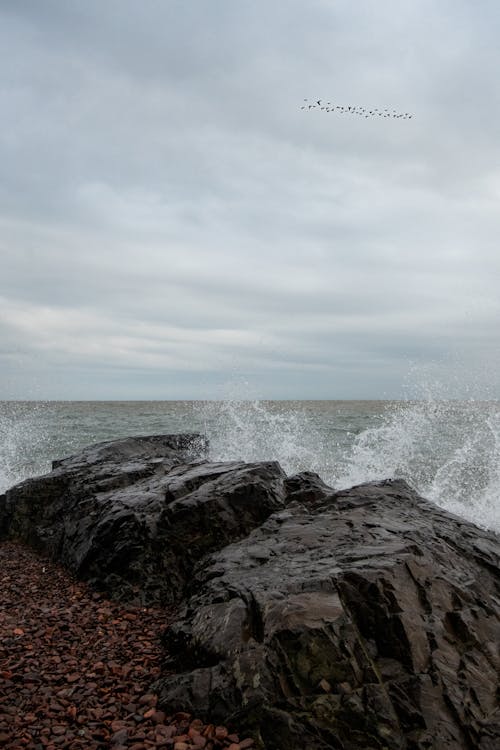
1 0 500 399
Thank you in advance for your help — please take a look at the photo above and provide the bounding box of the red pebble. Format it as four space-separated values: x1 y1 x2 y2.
192 736 207 748
215 726 228 740
110 720 127 732
138 693 158 707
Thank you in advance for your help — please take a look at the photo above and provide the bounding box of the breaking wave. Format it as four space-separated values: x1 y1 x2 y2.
336 399 500 533
199 395 500 534
1 393 499 534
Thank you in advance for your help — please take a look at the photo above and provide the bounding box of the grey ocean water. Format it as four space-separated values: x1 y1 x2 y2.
1 399 499 533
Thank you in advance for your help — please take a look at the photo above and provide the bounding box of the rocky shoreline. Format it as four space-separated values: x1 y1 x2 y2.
1 433 499 749
0 540 254 750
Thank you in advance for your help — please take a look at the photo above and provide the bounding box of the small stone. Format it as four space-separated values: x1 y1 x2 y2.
338 681 352 695
215 726 228 740
156 724 176 739
110 720 127 733
111 728 129 745
319 678 332 693
190 719 204 732
175 711 192 722
138 693 157 707
130 730 146 741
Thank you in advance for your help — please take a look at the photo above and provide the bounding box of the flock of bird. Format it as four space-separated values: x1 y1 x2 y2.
301 99 413 119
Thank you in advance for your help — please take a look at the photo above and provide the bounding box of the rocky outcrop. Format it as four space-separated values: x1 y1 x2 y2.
0 434 287 604
1 435 499 749
154 479 500 750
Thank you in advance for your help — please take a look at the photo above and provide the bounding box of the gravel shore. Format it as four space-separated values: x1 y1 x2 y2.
0 542 254 750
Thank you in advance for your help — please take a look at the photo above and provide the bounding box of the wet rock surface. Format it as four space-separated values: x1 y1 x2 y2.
0 434 286 604
1 435 500 749
156 479 500 749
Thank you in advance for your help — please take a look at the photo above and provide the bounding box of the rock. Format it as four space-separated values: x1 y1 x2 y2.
2 434 499 749
154 479 500 750
284 470 333 506
0 434 286 604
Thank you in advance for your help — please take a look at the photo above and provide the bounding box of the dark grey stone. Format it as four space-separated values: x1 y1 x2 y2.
155 479 500 750
0 433 286 604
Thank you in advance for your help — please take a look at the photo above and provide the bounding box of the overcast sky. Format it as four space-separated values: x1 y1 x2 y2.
1 0 500 400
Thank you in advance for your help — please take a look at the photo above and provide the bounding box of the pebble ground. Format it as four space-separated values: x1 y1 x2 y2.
0 541 254 750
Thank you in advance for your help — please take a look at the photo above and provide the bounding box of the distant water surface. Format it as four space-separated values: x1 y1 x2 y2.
1 399 499 533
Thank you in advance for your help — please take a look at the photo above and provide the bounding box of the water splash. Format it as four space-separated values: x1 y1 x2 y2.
197 398 326 477
337 399 500 533
0 402 51 493
196 392 500 533
1 396 499 534
427 408 500 530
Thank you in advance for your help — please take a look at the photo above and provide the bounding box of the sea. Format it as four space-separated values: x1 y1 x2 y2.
1 398 499 534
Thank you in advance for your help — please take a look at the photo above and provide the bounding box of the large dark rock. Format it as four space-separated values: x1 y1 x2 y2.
1 435 499 749
154 479 500 750
0 434 287 604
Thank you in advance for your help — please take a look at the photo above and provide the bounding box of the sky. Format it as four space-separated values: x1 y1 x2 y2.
1 0 500 400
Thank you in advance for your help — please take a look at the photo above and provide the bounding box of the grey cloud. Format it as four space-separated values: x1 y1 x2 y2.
1 1 499 398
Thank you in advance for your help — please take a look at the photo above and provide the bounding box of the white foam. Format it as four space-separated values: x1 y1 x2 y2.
0 403 51 493
199 398 326 477
337 399 500 533
1 396 498 534
197 394 500 534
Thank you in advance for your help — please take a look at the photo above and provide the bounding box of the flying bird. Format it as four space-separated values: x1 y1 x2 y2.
300 99 415 120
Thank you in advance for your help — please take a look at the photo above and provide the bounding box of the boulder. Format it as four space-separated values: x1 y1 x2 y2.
284 470 334 505
154 479 500 750
0 434 287 604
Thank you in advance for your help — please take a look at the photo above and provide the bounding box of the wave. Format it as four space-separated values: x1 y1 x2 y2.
336 399 500 532
199 397 500 534
1 396 499 534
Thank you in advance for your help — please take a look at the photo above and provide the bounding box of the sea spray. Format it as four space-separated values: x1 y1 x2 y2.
336 398 500 532
0 402 51 492
196 395 500 533
197 398 328 477
0 398 499 534
427 406 500 530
